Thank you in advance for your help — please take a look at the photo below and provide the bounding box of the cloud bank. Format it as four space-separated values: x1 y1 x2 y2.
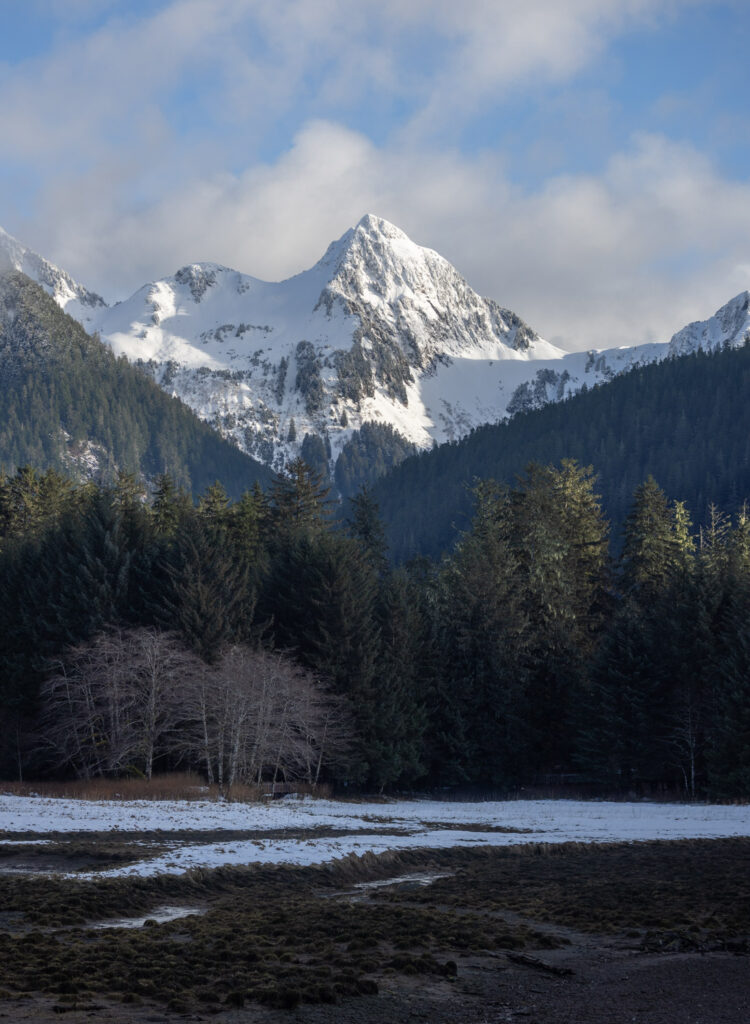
1 0 747 350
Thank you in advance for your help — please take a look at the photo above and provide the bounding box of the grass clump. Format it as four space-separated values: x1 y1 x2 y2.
2 839 747 1015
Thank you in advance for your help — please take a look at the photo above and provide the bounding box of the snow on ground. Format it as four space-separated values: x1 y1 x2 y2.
1 794 749 879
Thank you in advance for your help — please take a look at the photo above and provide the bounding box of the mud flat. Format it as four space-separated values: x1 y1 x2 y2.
0 838 747 1023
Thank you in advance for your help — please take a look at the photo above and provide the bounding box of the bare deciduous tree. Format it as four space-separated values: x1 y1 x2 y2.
39 627 200 778
180 645 351 788
38 630 352 786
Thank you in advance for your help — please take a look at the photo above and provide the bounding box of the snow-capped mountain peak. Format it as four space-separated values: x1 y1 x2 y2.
3 214 748 491
83 216 563 477
0 226 106 327
315 214 548 366
668 291 750 356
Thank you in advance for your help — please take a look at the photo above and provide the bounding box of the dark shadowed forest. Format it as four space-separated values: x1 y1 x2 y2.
1 457 748 798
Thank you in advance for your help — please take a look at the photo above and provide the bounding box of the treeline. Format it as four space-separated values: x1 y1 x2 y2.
0 460 748 797
372 341 750 561
0 270 271 497
0 463 420 789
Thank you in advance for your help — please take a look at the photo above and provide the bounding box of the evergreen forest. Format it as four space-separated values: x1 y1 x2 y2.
0 270 271 497
372 341 750 562
1 459 748 799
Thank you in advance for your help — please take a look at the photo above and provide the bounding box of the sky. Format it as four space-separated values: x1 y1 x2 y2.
1 0 749 351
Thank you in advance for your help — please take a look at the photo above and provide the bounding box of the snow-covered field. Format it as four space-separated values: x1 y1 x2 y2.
1 794 748 880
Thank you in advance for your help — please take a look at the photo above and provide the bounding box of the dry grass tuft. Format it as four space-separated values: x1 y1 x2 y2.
0 774 332 803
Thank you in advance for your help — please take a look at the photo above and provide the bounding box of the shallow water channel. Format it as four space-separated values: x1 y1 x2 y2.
90 905 206 929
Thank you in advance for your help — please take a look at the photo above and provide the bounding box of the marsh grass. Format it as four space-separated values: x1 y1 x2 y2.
0 773 330 802
378 838 750 943
0 839 747 1014
0 851 546 1011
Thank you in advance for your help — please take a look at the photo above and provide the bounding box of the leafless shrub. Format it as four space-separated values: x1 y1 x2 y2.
181 645 352 788
39 627 200 779
37 629 352 786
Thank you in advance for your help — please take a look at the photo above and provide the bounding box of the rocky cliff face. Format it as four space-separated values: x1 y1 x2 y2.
3 216 748 486
668 291 750 357
86 214 563 476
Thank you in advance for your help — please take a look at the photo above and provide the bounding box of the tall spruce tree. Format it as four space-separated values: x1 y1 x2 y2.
373 567 429 787
159 516 253 662
347 486 389 575
150 474 192 538
439 480 529 785
268 458 332 538
263 528 382 784
503 462 609 771
621 476 689 600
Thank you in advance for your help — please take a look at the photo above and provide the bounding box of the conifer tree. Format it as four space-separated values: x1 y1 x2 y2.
503 462 609 771
371 567 429 787
198 480 231 531
268 458 332 538
580 603 661 789
439 480 530 784
150 474 192 538
159 516 253 662
347 486 389 575
621 476 692 600
263 529 381 783
0 466 77 542
229 482 268 561
42 492 136 643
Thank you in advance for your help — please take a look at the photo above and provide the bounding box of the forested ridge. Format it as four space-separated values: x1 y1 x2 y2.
372 341 750 562
0 460 748 798
0 270 271 497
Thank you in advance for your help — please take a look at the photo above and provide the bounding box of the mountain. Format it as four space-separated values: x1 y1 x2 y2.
0 219 662 486
371 339 750 562
0 226 106 329
0 269 271 497
668 290 750 356
85 215 568 478
3 218 749 492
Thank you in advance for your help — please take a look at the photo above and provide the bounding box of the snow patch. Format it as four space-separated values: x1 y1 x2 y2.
1 794 748 880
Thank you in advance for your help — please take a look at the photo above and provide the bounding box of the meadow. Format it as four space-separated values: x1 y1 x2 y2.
0 788 748 1022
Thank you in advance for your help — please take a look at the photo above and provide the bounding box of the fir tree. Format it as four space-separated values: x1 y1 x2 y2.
621 476 692 601
198 480 232 531
262 529 381 783
159 517 253 662
150 474 192 538
268 458 333 538
346 486 389 575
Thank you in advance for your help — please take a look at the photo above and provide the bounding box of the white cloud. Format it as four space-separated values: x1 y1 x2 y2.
0 0 701 164
1 0 746 354
28 121 750 355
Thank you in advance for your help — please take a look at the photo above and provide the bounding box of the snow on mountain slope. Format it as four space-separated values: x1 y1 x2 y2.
88 215 572 472
668 290 750 356
0 226 106 328
87 214 639 475
3 215 748 484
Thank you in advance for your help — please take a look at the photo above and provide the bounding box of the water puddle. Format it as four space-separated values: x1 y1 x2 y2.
90 905 205 929
354 871 451 890
0 840 51 845
346 872 452 901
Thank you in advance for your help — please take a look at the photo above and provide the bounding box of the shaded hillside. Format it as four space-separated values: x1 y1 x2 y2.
0 271 271 497
372 341 750 561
